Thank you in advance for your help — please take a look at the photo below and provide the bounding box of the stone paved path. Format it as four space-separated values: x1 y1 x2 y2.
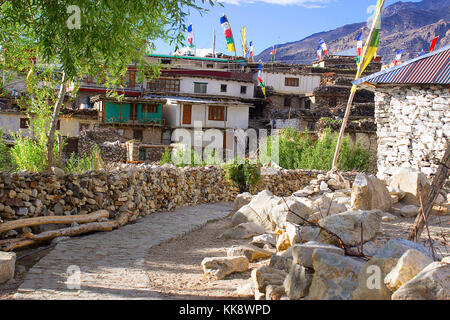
13 202 233 300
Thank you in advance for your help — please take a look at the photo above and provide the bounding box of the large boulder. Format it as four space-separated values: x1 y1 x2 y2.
269 255 293 273
231 190 280 230
352 258 397 300
318 209 382 247
220 222 265 239
284 264 313 300
251 234 277 248
201 256 249 280
384 249 433 292
0 251 16 284
399 205 420 218
233 192 253 211
251 266 288 293
391 259 450 300
269 196 313 230
312 195 348 216
374 238 435 260
227 245 273 262
307 249 364 300
389 168 431 206
351 173 392 212
292 241 344 269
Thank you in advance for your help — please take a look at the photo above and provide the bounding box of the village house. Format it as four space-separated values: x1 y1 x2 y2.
354 44 450 180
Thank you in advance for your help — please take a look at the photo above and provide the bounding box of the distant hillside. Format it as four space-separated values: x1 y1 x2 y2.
255 0 450 65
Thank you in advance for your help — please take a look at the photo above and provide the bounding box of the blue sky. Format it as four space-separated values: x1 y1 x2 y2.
154 0 422 56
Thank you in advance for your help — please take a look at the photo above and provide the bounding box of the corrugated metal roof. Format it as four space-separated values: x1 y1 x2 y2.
353 44 450 85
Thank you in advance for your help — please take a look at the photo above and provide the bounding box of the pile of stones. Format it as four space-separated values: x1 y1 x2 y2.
201 168 449 300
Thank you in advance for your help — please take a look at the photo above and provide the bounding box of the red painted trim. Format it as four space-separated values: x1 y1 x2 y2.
78 88 141 96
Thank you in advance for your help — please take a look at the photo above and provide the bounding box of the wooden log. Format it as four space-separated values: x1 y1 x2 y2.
0 210 110 234
408 142 450 241
1 239 40 251
25 212 131 242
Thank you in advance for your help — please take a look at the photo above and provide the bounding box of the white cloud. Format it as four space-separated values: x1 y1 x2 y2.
217 0 332 7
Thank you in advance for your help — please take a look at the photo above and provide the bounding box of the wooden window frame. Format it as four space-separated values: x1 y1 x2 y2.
285 77 299 87
20 118 29 129
147 78 180 93
208 105 225 121
86 74 95 83
194 82 208 94
128 71 136 87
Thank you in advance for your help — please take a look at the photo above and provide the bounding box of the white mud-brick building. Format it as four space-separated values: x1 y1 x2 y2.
354 44 450 180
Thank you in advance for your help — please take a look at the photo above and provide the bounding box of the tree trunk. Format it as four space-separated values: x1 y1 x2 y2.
0 210 110 234
408 141 450 241
46 71 67 169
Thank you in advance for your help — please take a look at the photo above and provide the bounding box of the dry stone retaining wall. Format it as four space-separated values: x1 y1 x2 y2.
0 166 358 233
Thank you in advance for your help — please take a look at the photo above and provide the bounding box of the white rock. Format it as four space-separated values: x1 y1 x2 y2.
292 241 344 269
384 249 434 292
391 259 450 300
201 256 249 280
399 205 420 218
0 252 16 284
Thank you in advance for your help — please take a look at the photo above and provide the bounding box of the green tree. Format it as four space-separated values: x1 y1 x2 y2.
0 0 213 169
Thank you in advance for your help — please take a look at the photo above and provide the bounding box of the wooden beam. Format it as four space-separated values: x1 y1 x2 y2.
409 141 450 241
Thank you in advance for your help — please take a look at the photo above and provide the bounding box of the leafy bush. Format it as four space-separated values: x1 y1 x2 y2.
222 158 261 193
263 127 370 172
0 129 12 171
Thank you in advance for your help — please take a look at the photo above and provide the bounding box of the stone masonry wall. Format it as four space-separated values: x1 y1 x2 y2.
375 85 449 180
0 166 356 238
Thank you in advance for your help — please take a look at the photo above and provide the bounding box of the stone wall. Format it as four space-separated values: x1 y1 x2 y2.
0 166 356 236
375 84 449 180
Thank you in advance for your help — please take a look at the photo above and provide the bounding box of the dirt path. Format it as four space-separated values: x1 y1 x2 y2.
1 204 448 300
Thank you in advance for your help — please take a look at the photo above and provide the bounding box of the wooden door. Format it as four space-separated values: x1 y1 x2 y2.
182 104 192 124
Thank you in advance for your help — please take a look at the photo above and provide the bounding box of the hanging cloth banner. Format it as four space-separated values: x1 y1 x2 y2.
220 14 236 52
429 36 439 52
394 49 403 66
356 32 363 64
187 24 194 49
257 64 266 97
356 0 383 80
319 39 328 55
316 45 322 61
248 41 254 59
241 26 248 57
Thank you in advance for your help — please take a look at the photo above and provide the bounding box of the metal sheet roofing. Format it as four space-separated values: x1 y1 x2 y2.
353 44 450 85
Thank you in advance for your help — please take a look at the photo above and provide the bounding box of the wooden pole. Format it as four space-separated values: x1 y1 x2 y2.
331 0 385 171
213 29 216 58
408 141 450 241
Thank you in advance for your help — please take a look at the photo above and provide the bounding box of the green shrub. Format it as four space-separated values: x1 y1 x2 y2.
222 158 261 193
63 144 103 175
263 127 370 172
0 129 12 171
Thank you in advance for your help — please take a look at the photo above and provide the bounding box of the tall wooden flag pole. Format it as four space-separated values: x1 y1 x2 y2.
331 0 386 171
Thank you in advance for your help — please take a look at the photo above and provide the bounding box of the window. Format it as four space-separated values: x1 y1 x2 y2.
220 84 227 93
285 77 299 87
128 71 136 87
329 98 337 108
304 99 311 110
147 78 180 92
194 82 208 94
86 74 94 83
142 104 158 114
206 63 214 69
240 86 247 94
208 106 225 121
133 129 143 141
20 118 29 129
56 120 61 130
284 97 291 107
161 59 171 65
